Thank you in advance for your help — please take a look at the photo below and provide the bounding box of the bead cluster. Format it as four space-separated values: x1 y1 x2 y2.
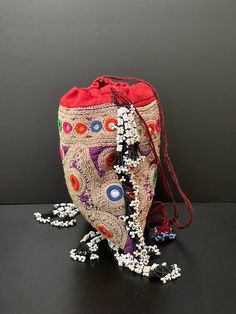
115 105 140 150
34 203 79 228
159 264 181 283
70 230 104 262
111 103 181 282
151 227 177 242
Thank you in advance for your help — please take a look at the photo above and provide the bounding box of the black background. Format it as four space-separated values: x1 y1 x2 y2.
0 0 235 204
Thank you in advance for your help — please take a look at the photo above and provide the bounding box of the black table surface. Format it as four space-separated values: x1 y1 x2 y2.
0 203 235 314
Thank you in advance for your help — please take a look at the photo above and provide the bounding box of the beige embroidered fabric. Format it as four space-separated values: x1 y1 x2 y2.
58 100 160 249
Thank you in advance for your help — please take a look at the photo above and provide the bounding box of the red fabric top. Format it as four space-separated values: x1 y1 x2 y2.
60 77 157 108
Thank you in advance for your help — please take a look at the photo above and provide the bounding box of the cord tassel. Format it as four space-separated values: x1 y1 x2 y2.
147 202 176 242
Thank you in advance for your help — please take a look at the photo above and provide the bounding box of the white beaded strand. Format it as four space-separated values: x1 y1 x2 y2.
34 203 79 228
70 230 104 262
112 103 181 282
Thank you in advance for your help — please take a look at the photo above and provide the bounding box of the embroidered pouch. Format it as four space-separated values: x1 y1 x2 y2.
35 75 193 283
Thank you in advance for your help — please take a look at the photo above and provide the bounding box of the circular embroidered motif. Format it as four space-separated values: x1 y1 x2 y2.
90 120 103 132
63 122 73 134
66 161 86 199
105 151 117 167
97 225 112 238
57 118 62 132
98 148 117 171
75 122 88 134
106 184 124 202
85 211 128 248
104 118 117 132
70 174 80 191
147 122 156 137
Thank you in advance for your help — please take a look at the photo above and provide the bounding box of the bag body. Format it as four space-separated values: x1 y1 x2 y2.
58 77 160 251
34 75 193 282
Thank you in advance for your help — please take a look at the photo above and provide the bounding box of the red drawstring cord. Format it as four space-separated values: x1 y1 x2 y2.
145 201 173 233
100 75 193 229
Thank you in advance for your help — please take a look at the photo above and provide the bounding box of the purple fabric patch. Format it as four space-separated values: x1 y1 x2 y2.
89 146 109 177
80 194 90 207
71 159 78 169
62 145 69 155
123 236 134 253
142 150 151 156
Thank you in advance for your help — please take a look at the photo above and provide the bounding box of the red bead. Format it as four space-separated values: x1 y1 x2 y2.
127 191 136 200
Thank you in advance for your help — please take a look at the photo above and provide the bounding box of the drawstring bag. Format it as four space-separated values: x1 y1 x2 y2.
34 75 193 283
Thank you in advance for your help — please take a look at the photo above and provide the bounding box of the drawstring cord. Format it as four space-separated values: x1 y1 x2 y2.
101 75 193 229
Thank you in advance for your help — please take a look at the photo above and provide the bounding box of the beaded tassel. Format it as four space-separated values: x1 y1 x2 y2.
150 227 176 242
111 103 181 282
34 203 79 228
70 230 105 262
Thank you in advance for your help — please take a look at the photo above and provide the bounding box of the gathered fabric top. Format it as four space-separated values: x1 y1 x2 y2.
60 76 158 108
